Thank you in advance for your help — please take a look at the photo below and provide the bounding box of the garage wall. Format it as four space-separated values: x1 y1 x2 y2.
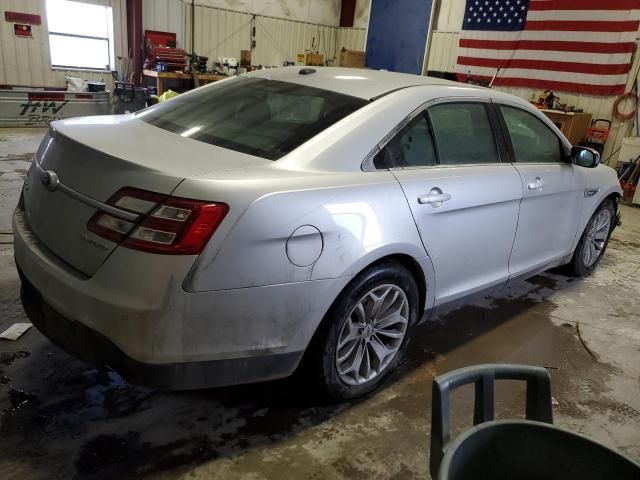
145 1 366 66
188 0 342 26
426 0 640 164
0 0 127 88
353 0 370 28
0 0 365 89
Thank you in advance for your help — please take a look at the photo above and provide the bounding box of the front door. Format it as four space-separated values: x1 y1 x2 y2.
496 103 583 277
375 99 522 305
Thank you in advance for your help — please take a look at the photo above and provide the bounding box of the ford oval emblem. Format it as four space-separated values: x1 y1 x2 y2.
40 170 60 192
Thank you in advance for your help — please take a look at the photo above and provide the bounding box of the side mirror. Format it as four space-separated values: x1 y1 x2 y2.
571 146 600 168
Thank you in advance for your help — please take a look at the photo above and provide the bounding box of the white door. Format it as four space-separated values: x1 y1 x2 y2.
496 104 583 277
373 99 522 305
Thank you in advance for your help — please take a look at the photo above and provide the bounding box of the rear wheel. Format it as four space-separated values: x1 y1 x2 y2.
313 261 419 401
566 200 615 277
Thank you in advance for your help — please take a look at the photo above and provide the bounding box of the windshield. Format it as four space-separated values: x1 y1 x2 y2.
139 77 368 160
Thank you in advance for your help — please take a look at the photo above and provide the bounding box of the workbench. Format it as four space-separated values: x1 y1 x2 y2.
143 69 227 95
541 109 593 146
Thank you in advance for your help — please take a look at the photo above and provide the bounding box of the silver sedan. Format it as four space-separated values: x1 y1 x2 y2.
14 67 621 400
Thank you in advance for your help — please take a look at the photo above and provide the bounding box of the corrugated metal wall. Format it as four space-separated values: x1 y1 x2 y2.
336 27 366 53
426 2 640 163
0 0 127 88
149 2 366 66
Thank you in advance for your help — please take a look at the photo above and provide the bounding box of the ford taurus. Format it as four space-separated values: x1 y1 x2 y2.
14 67 621 400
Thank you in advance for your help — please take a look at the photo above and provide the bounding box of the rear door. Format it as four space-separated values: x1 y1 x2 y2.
377 98 522 305
495 103 583 277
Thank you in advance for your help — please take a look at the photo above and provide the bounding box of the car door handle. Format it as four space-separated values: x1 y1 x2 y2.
418 189 452 207
527 177 544 191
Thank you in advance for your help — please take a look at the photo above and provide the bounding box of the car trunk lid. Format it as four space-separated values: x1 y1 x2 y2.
22 116 267 277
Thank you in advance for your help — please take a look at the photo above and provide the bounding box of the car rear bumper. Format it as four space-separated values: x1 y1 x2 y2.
13 206 351 389
19 271 303 389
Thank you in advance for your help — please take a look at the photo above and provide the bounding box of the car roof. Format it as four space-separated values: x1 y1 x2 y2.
246 66 485 100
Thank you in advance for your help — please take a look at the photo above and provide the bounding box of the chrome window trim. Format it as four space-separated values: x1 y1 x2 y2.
362 96 493 172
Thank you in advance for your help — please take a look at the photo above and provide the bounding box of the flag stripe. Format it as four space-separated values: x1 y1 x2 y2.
453 65 628 86
457 56 630 75
527 10 640 22
524 20 640 32
460 30 638 43
454 74 627 96
457 48 631 64
458 39 636 54
528 0 639 11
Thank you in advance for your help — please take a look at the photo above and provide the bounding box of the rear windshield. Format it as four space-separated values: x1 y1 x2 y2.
139 77 368 160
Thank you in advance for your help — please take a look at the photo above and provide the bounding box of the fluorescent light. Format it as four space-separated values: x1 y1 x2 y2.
180 126 202 137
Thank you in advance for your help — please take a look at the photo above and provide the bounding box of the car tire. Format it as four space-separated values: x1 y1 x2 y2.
312 260 419 402
566 199 616 277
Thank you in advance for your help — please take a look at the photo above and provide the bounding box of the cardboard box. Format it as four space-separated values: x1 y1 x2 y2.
240 50 251 66
339 48 365 68
305 52 324 66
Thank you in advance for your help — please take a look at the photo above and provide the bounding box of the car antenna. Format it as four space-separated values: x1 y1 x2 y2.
489 66 501 88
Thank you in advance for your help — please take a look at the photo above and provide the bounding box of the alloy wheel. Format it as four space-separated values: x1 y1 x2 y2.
335 284 409 386
582 209 611 268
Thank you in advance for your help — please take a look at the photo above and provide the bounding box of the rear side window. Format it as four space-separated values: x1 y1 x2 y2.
373 113 437 168
139 78 368 160
500 105 566 163
428 102 499 165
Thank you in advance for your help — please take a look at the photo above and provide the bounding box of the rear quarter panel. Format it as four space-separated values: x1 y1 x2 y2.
178 169 431 293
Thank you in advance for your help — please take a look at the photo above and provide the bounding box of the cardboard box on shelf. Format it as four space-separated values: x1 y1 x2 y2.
339 48 365 68
305 52 324 66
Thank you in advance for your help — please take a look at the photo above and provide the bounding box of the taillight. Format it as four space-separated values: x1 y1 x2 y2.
87 187 228 255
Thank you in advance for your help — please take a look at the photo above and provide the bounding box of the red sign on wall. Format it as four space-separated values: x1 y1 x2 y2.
5 11 41 25
14 24 32 37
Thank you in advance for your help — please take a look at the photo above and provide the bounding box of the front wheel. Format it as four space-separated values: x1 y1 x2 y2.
313 261 419 401
566 199 615 277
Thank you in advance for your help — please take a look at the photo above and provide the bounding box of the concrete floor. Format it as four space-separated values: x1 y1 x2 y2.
0 128 639 479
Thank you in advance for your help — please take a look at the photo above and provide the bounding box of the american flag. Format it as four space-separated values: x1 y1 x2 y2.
455 0 640 96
